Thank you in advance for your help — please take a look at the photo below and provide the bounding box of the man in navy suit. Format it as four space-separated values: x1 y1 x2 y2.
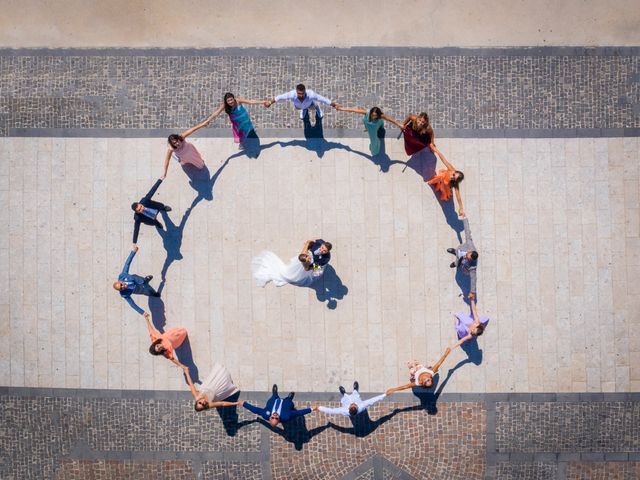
240 384 317 426
131 178 172 244
112 245 159 315
303 239 332 268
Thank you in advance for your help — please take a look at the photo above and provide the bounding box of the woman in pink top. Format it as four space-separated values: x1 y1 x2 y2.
161 112 217 179
143 312 188 367
384 347 452 393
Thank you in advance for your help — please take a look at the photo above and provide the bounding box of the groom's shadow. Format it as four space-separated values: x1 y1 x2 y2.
309 265 348 309
274 114 370 160
328 407 403 438
258 416 330 451
214 391 259 437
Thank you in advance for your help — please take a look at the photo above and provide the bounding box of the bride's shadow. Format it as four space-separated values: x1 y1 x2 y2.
309 265 348 309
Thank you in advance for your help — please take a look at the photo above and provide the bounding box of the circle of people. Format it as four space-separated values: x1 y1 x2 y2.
112 84 488 427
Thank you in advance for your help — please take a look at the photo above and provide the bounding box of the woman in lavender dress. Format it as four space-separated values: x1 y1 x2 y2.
451 300 489 349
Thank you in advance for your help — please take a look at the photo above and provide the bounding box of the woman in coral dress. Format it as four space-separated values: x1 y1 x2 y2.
427 146 466 215
144 313 188 368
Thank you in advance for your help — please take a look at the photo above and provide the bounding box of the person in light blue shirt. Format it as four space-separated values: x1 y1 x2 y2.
112 245 159 315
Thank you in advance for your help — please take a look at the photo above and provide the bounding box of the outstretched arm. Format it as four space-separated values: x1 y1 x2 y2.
183 366 199 399
335 106 367 115
384 382 415 395
451 333 473 350
454 186 465 217
360 393 387 410
381 114 404 130
402 114 415 128
432 147 456 172
238 97 267 106
143 312 157 338
180 111 217 138
121 246 138 275
431 347 452 374
161 148 173 180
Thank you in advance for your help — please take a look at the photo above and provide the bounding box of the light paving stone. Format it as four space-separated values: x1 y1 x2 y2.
2 137 639 394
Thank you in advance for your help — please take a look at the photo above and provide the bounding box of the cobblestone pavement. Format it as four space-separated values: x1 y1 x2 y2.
1 48 639 137
1 389 639 479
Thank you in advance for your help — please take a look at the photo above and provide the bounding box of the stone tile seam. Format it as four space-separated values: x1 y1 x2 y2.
8 127 640 138
2 387 640 401
1 46 640 56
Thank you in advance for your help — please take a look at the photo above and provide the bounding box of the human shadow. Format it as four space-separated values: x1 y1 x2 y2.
401 147 437 183
214 391 259 437
147 295 167 330
435 194 465 244
367 127 406 173
157 159 231 292
272 113 371 160
239 130 261 159
258 416 330 451
397 340 484 416
175 336 200 384
309 265 348 309
327 407 403 438
454 266 473 306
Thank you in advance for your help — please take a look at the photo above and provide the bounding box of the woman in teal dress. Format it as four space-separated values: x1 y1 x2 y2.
212 92 265 143
335 106 403 155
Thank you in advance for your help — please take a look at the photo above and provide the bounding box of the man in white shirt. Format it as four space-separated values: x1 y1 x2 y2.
317 381 386 417
265 83 337 120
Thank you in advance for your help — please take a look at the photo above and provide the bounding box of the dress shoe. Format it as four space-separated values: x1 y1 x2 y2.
164 206 172 212
287 392 295 400
144 275 153 282
447 248 456 254
272 384 278 395
339 386 346 395
450 262 456 268
353 381 359 391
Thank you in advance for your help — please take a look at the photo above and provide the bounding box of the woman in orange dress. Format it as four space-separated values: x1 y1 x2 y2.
143 312 188 368
427 146 466 215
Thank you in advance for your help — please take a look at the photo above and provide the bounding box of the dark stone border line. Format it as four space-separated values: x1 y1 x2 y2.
9 127 640 138
1 46 640 57
2 386 639 402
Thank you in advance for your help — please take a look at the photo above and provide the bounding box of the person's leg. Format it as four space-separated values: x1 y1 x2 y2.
142 280 160 297
312 102 323 119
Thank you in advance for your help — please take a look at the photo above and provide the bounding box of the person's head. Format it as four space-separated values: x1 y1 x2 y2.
149 339 165 356
194 398 210 412
296 83 306 101
415 112 430 131
319 242 332 255
450 170 465 187
112 281 125 291
223 92 237 114
470 323 486 337
268 412 280 427
419 372 433 388
467 251 479 261
168 134 184 149
348 404 358 417
299 253 311 266
131 202 144 213
369 107 383 121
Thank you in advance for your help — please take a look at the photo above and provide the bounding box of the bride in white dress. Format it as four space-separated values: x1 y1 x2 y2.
251 240 324 287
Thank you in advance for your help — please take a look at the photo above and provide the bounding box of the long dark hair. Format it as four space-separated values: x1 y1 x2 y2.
168 134 184 149
450 170 465 187
149 339 164 356
368 107 383 121
223 92 236 115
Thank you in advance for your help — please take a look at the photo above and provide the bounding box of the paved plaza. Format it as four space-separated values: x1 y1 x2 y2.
1 1 640 479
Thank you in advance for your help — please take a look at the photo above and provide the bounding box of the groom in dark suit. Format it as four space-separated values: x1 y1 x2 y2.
240 384 316 426
131 178 172 244
304 239 332 268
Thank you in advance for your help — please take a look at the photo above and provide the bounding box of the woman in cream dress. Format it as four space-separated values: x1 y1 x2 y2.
184 363 241 412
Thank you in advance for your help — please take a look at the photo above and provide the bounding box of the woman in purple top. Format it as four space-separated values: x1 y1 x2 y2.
451 300 489 349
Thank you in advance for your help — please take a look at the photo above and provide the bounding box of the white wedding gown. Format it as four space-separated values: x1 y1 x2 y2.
251 251 323 287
